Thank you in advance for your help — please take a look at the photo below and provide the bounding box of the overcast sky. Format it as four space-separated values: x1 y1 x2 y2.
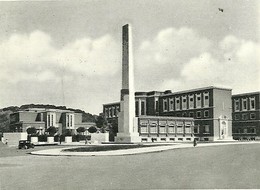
0 0 259 114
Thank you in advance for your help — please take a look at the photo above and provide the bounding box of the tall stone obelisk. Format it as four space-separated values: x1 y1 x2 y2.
115 24 140 143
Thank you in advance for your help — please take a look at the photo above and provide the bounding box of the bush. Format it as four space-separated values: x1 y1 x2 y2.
88 126 97 133
46 126 57 136
38 134 47 142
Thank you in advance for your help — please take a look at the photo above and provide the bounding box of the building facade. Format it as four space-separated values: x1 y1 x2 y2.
9 108 95 135
232 92 260 140
103 86 233 141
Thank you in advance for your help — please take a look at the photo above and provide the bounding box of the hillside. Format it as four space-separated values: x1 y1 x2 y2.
0 104 97 133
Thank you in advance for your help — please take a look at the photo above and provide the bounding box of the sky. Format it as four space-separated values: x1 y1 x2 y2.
0 0 259 114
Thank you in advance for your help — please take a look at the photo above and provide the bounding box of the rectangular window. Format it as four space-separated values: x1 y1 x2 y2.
111 107 115 117
177 125 184 133
155 99 159 112
168 125 175 133
175 97 180 110
105 108 109 118
182 112 187 117
204 110 209 118
196 93 202 108
235 114 240 120
169 98 174 111
135 101 139 116
194 125 199 134
189 95 194 109
249 97 255 110
196 111 201 118
203 92 209 107
189 112 194 118
47 115 50 127
70 115 73 127
51 114 54 126
234 99 240 112
140 125 148 133
141 101 145 115
243 128 247 134
242 113 249 120
116 106 120 116
251 127 256 134
67 115 69 127
204 125 210 133
182 96 187 110
163 99 168 112
185 125 191 133
159 126 166 133
150 125 157 133
250 113 256 119
242 98 247 111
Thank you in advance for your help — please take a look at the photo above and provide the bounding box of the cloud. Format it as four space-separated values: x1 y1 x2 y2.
0 30 121 114
135 27 211 90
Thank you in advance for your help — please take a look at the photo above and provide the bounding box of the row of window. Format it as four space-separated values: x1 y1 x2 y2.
162 92 210 112
194 125 210 134
47 114 55 127
175 110 210 118
140 125 192 134
234 97 256 112
234 113 256 121
233 127 256 134
66 114 74 127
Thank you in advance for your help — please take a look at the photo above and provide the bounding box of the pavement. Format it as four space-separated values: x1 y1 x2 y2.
31 141 260 156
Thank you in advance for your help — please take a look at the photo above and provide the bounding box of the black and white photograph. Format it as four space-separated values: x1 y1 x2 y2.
0 0 259 189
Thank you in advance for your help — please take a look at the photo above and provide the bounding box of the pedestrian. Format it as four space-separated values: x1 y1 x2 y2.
5 138 8 145
59 137 62 144
193 138 197 147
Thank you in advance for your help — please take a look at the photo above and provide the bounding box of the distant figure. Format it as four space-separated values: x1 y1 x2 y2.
5 138 8 145
193 139 197 147
218 8 224 12
59 137 62 144
85 139 88 144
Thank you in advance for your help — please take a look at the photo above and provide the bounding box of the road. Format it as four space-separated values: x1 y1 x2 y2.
0 143 259 189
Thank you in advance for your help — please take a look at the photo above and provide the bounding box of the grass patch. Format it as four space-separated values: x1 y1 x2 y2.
62 144 172 152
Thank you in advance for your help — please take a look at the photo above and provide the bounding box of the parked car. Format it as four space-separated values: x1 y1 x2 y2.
18 140 35 149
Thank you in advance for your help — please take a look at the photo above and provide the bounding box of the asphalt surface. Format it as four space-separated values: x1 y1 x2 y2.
0 142 260 189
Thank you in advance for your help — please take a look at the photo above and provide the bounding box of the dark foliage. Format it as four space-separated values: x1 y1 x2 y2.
88 126 97 133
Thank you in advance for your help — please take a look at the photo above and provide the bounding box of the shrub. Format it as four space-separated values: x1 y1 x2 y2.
88 126 97 133
46 126 57 136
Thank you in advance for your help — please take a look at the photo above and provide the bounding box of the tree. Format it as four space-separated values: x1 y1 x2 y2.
88 126 97 133
46 126 57 136
26 127 37 136
95 115 107 128
76 127 86 135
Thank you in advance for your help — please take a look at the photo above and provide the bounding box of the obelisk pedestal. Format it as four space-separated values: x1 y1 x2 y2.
115 24 140 143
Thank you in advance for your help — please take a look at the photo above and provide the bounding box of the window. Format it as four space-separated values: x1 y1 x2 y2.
234 99 240 112
175 97 180 110
196 93 202 108
242 113 249 120
169 98 174 111
159 126 166 133
242 98 247 111
70 115 73 127
203 92 209 107
51 114 54 126
243 128 247 134
204 125 210 133
47 115 50 127
182 112 187 117
189 112 194 118
163 99 168 112
111 107 115 117
168 125 175 133
150 124 157 133
177 125 184 133
116 106 120 116
196 111 201 118
135 101 139 116
105 108 109 118
234 114 240 120
250 127 256 134
67 115 69 127
141 101 145 115
249 97 255 110
194 125 199 134
250 113 256 119
189 95 194 109
204 110 209 118
185 125 191 133
182 96 187 110
140 125 148 133
155 98 159 112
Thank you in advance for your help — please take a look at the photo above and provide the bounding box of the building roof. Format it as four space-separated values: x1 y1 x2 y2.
232 91 260 97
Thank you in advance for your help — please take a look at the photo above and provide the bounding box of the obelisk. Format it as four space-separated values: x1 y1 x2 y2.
115 24 140 143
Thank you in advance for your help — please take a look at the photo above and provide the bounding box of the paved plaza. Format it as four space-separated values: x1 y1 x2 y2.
0 142 260 189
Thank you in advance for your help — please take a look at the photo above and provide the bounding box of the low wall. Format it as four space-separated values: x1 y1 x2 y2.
2 133 27 146
91 133 109 144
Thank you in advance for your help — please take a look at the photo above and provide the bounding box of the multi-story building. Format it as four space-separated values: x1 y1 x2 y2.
9 108 95 135
232 92 260 140
103 86 233 141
